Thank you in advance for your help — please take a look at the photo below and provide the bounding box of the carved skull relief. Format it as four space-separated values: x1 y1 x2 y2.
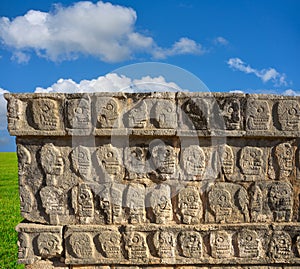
32 98 60 130
237 229 259 258
178 231 203 258
153 99 177 129
177 186 202 224
181 145 206 178
277 100 300 131
37 233 62 258
69 233 94 259
127 100 147 128
247 100 271 130
269 231 291 260
239 146 263 176
96 97 119 128
99 231 121 258
210 231 232 258
153 230 176 259
67 97 91 129
268 182 293 222
71 146 92 180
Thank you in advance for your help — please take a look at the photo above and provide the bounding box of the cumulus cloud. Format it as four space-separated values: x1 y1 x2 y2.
35 73 182 93
0 1 205 62
227 58 288 87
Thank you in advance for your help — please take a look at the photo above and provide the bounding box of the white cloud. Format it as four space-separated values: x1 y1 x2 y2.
282 89 300 96
0 1 205 62
153 37 206 59
229 90 244 94
227 58 288 87
11 51 31 63
213 36 229 46
35 73 182 93
0 88 9 130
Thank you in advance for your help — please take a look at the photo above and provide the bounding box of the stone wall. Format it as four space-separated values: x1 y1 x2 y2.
5 92 300 268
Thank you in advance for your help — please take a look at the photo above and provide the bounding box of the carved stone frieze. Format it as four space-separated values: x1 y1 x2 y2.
6 92 300 268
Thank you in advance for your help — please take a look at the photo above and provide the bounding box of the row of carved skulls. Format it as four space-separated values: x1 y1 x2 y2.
8 96 300 132
18 140 296 184
18 228 300 262
31 180 293 226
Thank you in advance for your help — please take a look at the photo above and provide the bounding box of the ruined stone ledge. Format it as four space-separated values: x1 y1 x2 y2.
5 92 300 137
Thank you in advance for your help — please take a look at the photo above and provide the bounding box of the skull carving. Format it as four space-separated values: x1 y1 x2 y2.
181 145 206 178
239 146 263 176
268 182 293 222
153 230 176 258
208 188 233 223
151 144 176 178
277 100 300 131
96 97 119 128
71 146 91 180
125 232 148 261
37 233 62 258
127 100 147 128
99 231 121 258
69 233 93 259
237 229 259 258
221 98 241 130
32 98 59 130
178 231 202 258
153 99 177 129
97 144 124 181
67 98 91 129
275 143 294 179
269 231 291 260
220 145 234 176
177 186 202 224
247 100 271 130
210 231 232 258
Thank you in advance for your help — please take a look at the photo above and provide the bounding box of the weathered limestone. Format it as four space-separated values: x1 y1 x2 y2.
5 92 300 268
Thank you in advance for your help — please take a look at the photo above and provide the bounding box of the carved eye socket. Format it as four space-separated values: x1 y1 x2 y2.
132 235 139 243
280 239 286 244
219 195 226 202
167 107 172 112
281 189 288 195
80 193 87 200
47 240 55 247
246 235 252 241
75 107 83 114
217 236 224 243
107 151 113 158
288 108 297 115
228 107 234 113
187 196 195 203
165 149 170 157
110 236 118 243
107 104 113 110
256 106 264 113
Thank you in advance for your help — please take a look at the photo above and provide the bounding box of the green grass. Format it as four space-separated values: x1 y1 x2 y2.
0 152 24 269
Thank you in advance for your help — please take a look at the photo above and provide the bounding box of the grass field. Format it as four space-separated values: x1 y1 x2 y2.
0 152 24 269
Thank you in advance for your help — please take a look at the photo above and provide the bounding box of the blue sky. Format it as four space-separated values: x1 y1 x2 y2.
0 0 299 151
